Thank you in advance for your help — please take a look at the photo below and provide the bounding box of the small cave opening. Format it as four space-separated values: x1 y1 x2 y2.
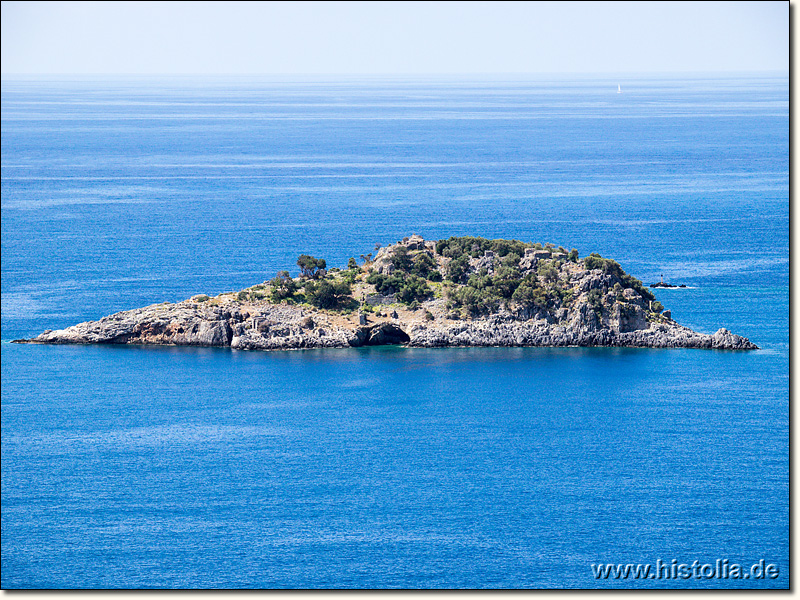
366 323 411 346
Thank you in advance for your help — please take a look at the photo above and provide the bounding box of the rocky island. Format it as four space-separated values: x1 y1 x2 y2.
15 235 757 350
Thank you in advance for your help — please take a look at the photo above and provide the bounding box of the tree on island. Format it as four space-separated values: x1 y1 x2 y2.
390 246 413 272
269 271 298 302
297 254 327 279
304 279 353 309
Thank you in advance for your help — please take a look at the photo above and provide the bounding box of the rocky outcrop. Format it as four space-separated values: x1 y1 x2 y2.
14 236 759 351
16 301 758 351
407 320 756 350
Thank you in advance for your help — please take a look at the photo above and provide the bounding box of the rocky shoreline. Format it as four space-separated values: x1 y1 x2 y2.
14 300 758 351
14 236 758 351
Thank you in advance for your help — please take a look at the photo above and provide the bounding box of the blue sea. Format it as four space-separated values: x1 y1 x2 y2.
1 74 788 589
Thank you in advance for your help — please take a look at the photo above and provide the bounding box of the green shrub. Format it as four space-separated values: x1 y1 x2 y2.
446 255 470 282
489 239 529 257
586 289 604 316
491 265 521 298
269 271 298 303
366 271 431 305
447 283 501 315
537 262 559 283
395 274 432 304
366 272 403 295
583 253 605 271
411 252 438 279
304 279 353 309
390 246 413 272
435 236 530 260
348 257 358 270
341 269 358 284
466 270 492 291
512 279 549 309
501 252 521 268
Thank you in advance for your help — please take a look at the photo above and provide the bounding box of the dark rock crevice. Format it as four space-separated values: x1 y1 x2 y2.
347 323 411 347
366 323 411 346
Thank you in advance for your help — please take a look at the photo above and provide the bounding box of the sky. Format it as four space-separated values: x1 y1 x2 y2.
0 1 789 75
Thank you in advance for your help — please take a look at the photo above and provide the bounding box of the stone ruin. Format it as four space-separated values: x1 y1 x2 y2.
402 234 425 251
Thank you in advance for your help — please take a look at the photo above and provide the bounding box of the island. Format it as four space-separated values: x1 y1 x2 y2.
651 282 688 289
14 235 757 350
650 275 687 289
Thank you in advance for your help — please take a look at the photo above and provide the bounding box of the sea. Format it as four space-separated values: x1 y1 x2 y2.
0 74 788 589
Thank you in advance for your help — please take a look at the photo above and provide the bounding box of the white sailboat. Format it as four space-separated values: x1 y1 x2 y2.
617 84 622 94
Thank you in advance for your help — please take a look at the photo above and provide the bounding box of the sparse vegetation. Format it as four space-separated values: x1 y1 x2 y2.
583 253 654 301
587 289 603 310
537 262 559 284
214 237 664 328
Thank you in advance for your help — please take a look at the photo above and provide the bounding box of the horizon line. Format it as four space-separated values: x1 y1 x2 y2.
0 69 789 79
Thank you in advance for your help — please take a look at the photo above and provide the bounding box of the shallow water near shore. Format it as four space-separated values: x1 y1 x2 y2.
1 74 788 588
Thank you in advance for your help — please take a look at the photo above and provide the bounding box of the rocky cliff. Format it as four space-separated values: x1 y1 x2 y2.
15 235 758 351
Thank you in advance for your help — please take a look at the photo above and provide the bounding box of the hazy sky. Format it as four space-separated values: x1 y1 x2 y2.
0 1 789 75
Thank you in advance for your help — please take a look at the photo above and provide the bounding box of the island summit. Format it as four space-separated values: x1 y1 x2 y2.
16 235 757 350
